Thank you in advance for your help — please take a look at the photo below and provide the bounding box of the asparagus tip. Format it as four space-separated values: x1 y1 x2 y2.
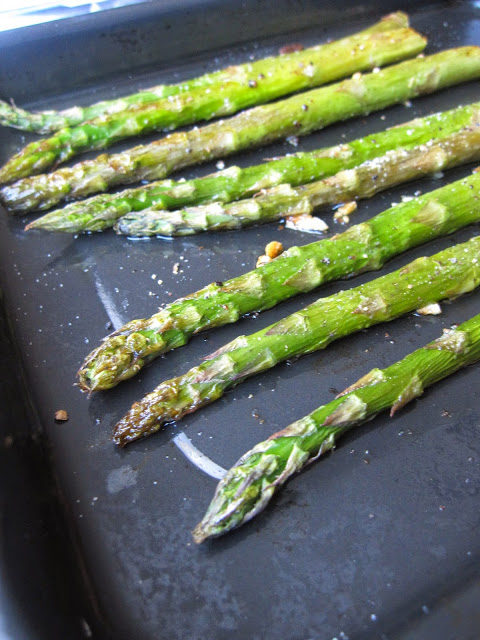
191 524 209 544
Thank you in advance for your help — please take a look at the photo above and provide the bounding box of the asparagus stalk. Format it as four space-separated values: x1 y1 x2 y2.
113 235 480 446
192 312 480 542
4 47 480 214
0 12 413 135
0 23 426 184
78 171 480 392
114 125 480 236
26 102 480 230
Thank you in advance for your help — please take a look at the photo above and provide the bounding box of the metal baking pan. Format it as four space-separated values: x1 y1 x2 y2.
0 1 479 638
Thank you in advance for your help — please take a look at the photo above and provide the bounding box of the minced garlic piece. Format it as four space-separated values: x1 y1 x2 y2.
416 302 442 316
334 201 357 224
256 255 271 268
285 213 328 233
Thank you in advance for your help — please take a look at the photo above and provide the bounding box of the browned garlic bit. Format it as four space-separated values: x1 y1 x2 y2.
55 409 69 422
265 241 284 259
256 240 284 268
334 201 357 224
285 213 328 233
279 43 304 54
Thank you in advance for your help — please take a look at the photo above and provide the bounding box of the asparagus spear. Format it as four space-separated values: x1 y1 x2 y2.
0 24 426 184
26 102 480 230
4 47 480 213
0 12 413 136
78 171 480 392
114 236 480 446
192 312 480 542
114 126 480 236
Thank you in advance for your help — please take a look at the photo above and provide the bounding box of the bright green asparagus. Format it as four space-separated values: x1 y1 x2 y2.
0 12 418 137
192 312 480 542
78 171 480 392
114 125 480 236
0 18 425 184
3 46 480 213
113 236 480 446
26 102 480 230
0 12 412 136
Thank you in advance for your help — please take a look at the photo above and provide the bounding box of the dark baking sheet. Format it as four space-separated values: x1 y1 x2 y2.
0 1 479 638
